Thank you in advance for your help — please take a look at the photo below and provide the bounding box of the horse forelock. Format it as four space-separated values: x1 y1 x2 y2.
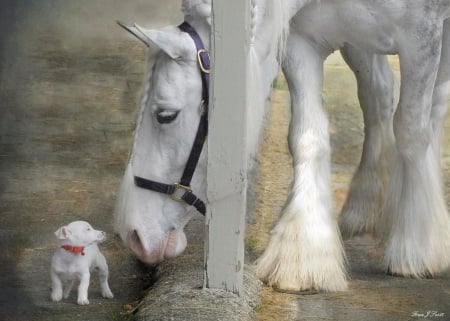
182 0 211 18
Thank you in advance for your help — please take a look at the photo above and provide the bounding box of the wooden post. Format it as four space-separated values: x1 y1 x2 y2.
205 0 250 295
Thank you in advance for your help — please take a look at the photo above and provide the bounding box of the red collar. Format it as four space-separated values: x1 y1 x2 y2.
61 245 85 256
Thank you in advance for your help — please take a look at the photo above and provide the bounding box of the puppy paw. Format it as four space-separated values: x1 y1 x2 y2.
77 298 90 305
102 289 114 299
51 292 62 302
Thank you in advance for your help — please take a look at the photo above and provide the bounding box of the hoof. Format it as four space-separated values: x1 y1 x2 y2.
386 268 434 279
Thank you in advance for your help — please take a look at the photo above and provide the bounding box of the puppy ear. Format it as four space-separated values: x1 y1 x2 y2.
54 226 71 240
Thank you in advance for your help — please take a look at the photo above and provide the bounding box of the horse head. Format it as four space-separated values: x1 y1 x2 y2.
115 22 207 264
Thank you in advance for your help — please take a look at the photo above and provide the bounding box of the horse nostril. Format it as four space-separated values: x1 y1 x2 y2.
131 229 140 243
130 230 145 252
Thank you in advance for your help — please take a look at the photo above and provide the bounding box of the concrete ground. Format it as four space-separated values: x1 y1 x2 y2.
1 1 450 321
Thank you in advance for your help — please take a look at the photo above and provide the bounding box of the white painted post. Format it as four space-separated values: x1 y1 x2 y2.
205 0 250 295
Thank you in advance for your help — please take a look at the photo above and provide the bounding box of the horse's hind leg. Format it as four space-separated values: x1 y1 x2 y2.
431 19 450 157
339 46 395 238
382 21 450 277
255 34 347 292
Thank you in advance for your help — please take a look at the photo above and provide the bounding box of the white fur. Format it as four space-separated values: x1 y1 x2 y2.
50 221 113 305
182 0 211 24
116 0 450 292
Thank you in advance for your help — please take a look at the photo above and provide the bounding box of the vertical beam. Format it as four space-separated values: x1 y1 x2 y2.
205 0 250 295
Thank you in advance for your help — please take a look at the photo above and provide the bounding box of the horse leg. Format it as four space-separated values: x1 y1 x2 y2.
339 45 395 238
431 19 450 157
255 34 347 292
382 22 450 277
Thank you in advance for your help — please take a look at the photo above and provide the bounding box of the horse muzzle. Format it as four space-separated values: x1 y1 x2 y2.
126 228 187 264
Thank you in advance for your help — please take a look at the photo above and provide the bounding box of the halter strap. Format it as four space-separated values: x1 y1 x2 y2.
179 22 210 104
178 22 209 188
133 22 210 216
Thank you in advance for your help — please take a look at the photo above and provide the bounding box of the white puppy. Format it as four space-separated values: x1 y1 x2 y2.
50 221 114 305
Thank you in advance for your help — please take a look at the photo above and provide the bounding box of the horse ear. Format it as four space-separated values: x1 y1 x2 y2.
117 21 149 46
55 226 71 240
124 23 192 60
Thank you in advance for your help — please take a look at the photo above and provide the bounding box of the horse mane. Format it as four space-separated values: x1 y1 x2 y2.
257 0 291 61
114 47 157 231
126 48 158 169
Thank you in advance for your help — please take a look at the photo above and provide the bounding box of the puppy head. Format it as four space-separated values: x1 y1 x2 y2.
55 221 106 246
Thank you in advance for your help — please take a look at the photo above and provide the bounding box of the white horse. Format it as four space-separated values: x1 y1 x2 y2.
255 0 450 292
115 0 450 292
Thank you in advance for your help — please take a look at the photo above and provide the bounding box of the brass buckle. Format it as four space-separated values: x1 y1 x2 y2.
197 49 210 74
171 182 192 202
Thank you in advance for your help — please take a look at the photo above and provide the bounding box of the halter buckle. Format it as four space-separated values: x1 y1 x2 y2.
171 182 192 202
197 49 210 74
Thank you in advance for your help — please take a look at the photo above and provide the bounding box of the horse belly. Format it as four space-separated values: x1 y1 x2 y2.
291 0 399 55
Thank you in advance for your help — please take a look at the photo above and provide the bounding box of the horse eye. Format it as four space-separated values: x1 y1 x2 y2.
156 110 180 124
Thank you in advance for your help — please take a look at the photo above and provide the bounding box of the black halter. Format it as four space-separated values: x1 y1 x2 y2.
133 22 210 216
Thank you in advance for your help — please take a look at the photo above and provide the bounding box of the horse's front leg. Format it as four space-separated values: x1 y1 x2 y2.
255 34 347 292
339 46 396 238
382 21 450 277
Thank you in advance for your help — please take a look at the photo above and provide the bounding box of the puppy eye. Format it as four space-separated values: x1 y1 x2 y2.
87 228 91 231
156 109 180 124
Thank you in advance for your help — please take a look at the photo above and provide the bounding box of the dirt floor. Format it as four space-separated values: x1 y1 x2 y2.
1 1 450 321
0 1 180 320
